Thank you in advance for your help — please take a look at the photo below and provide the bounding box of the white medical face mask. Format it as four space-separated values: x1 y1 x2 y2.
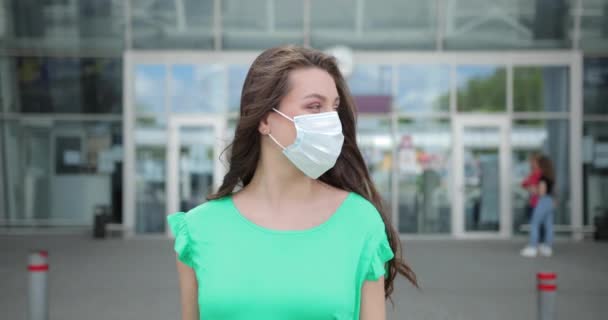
268 108 344 179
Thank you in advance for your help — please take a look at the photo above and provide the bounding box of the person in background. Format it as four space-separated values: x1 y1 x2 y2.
521 153 544 242
521 155 556 257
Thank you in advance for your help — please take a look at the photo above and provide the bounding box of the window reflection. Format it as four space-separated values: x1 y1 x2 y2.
348 65 392 96
398 119 451 234
134 122 168 234
311 0 436 49
228 65 249 113
357 118 393 212
178 127 215 212
15 57 122 113
170 64 226 113
135 64 166 114
130 0 214 49
583 57 608 115
514 66 569 112
397 65 450 113
583 123 608 226
462 127 501 232
444 0 570 49
5 0 124 52
222 0 304 49
579 0 608 51
136 145 166 233
1 120 122 227
457 65 506 113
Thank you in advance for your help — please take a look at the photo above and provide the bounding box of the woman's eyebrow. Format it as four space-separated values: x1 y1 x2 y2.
303 93 327 101
303 93 340 103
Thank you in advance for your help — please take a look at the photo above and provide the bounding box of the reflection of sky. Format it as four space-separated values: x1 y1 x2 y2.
397 65 449 112
170 64 226 113
135 63 248 115
135 65 165 113
456 65 501 88
228 65 249 112
348 65 392 95
135 63 508 116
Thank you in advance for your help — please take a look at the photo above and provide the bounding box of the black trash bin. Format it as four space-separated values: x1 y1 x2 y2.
93 205 110 239
594 214 608 241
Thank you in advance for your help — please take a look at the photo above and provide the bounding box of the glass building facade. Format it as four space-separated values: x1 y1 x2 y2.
1 0 607 239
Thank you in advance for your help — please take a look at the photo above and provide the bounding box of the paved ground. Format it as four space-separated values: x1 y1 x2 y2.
1 233 607 320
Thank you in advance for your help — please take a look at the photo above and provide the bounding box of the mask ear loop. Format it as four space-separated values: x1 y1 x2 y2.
268 133 286 150
272 108 295 122
267 108 294 150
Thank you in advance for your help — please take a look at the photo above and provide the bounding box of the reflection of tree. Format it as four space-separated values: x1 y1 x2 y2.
136 115 158 126
514 68 543 111
431 90 449 112
136 102 156 113
458 69 506 112
433 68 543 112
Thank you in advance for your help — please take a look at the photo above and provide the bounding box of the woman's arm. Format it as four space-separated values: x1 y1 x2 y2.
176 258 199 320
360 277 386 320
526 185 537 194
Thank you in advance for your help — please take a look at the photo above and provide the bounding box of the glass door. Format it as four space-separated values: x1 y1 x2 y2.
166 116 227 234
453 116 510 238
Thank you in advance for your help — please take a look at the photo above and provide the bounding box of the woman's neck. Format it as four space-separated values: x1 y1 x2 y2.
245 155 319 204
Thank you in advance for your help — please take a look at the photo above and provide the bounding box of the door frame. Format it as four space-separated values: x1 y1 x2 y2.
166 115 227 235
453 115 511 239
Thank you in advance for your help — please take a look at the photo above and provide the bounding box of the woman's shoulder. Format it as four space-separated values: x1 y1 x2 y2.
180 196 234 224
343 192 386 230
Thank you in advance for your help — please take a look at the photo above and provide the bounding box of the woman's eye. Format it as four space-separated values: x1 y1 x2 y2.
308 104 321 109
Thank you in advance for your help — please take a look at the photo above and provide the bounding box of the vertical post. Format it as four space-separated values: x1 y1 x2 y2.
122 51 135 238
572 0 582 50
355 0 364 36
537 272 557 320
213 0 222 50
435 0 445 51
303 0 311 47
124 0 132 50
570 52 584 241
28 250 49 320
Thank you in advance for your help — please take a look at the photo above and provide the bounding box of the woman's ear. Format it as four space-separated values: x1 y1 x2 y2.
258 113 271 135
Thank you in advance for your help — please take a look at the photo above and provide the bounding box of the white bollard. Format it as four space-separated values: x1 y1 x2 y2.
537 272 557 320
28 250 49 320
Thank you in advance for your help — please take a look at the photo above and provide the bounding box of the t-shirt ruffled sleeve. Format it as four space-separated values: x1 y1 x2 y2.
167 212 195 268
363 225 395 281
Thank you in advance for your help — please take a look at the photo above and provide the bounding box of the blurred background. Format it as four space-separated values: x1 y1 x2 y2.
0 1 607 319
1 0 607 239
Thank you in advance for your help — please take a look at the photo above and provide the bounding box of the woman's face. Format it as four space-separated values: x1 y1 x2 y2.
262 67 340 148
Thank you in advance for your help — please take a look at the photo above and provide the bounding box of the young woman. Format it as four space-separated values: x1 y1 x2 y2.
521 153 544 242
520 155 556 258
167 46 417 319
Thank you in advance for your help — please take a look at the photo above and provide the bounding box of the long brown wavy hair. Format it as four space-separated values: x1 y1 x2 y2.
208 45 418 297
537 155 555 193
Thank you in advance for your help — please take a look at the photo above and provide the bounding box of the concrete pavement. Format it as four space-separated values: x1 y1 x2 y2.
1 234 606 320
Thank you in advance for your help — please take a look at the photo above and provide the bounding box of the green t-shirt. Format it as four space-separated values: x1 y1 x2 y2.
167 191 394 320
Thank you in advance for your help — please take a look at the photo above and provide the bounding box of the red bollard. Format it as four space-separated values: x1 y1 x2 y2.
537 272 557 320
28 250 49 320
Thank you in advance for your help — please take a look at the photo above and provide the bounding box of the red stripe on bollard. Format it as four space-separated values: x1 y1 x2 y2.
537 272 557 280
39 251 48 258
28 265 49 272
538 284 557 291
